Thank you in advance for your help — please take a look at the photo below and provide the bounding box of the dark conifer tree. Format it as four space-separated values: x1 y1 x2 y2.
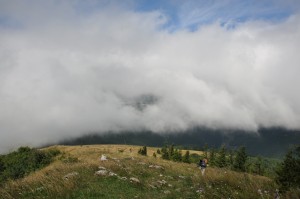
216 145 227 168
233 146 247 172
138 146 147 156
254 156 263 175
276 146 300 191
228 149 234 169
209 148 216 166
171 149 182 162
161 145 169 160
183 150 191 163
157 149 161 154
169 145 174 159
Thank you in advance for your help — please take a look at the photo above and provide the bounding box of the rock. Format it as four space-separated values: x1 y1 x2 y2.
98 166 106 170
109 172 117 177
149 184 157 189
63 172 79 180
95 170 108 176
100 154 107 161
157 180 167 185
119 176 127 180
130 177 140 183
149 165 164 170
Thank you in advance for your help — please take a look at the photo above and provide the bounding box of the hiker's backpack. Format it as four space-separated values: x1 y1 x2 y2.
198 160 203 167
201 160 206 167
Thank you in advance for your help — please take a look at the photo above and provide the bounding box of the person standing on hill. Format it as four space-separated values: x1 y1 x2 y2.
199 158 207 176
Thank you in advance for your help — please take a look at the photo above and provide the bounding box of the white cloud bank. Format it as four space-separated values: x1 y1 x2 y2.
0 1 300 152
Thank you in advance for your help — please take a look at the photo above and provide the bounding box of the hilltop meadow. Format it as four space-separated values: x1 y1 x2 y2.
0 144 299 199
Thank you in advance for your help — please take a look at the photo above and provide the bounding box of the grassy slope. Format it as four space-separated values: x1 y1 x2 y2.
0 145 277 199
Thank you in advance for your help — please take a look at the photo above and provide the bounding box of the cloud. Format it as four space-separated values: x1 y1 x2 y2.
0 1 300 152
173 0 299 30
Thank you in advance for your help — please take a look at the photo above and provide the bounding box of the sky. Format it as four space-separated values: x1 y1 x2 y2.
0 0 300 152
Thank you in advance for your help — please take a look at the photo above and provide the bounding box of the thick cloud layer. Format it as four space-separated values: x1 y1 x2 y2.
0 1 300 152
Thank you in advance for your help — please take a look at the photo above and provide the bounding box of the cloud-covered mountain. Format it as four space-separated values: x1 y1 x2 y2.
0 1 300 153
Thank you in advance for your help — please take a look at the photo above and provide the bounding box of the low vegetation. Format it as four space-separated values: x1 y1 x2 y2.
275 146 300 194
0 144 299 198
0 146 60 183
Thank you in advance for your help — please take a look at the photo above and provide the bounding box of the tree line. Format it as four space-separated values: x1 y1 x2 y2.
138 144 300 193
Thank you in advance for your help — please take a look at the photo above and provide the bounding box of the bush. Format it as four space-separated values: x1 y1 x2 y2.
190 153 201 164
0 146 60 183
171 149 182 162
233 146 247 172
216 145 227 168
183 151 191 163
156 149 161 154
138 146 147 156
276 146 300 192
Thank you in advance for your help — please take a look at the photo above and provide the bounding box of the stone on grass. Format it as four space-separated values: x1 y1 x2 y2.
149 184 157 189
109 172 118 177
95 170 108 176
119 176 127 180
157 180 167 185
98 166 106 170
130 177 140 183
149 165 164 170
100 154 107 161
63 172 79 180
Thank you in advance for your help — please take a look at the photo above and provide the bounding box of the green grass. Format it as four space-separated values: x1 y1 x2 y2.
0 145 297 199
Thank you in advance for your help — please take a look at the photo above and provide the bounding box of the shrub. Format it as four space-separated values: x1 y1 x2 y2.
209 148 216 167
161 146 169 160
183 151 191 163
216 145 227 168
190 153 201 164
276 146 300 192
233 146 247 172
156 149 161 154
0 146 60 183
171 149 182 162
138 146 147 156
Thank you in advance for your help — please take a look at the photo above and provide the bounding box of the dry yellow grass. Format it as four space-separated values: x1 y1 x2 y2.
0 144 277 199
